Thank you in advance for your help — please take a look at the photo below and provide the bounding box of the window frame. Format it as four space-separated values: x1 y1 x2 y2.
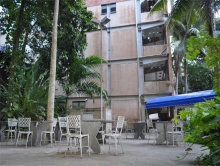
110 3 116 14
101 5 107 15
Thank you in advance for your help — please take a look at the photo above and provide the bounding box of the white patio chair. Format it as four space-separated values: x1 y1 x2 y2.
102 116 125 155
58 117 69 152
166 121 184 147
66 115 90 158
146 128 159 145
146 119 154 133
40 118 57 147
16 117 33 148
4 118 17 145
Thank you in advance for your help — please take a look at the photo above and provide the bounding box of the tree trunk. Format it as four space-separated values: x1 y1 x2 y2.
47 0 59 129
184 58 187 93
9 0 26 84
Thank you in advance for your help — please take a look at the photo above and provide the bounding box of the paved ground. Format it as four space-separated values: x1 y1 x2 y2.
0 136 208 166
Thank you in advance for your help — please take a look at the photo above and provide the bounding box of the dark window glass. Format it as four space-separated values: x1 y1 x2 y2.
144 60 169 82
141 0 158 13
142 25 166 46
110 3 116 13
72 101 85 109
101 5 107 15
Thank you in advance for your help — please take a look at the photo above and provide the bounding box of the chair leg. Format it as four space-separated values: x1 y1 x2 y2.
79 138 82 158
50 133 53 147
108 137 111 153
114 138 118 155
16 133 21 147
88 135 90 156
119 138 124 154
26 134 30 148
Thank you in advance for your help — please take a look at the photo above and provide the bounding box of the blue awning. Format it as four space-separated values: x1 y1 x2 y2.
146 90 216 109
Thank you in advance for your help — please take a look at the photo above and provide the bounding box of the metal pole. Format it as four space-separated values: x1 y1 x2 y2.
100 27 103 119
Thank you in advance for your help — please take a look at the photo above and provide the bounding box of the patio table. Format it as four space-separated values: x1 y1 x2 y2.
81 120 115 154
155 121 173 145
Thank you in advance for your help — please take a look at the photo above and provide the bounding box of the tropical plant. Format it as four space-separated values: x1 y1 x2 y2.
0 0 104 120
57 55 107 111
177 99 220 166
173 33 220 165
151 0 220 94
186 33 220 93
0 60 49 120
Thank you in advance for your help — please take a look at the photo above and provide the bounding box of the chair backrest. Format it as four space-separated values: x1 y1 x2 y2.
17 117 31 131
67 115 81 134
146 119 154 128
52 118 57 130
173 121 183 132
58 117 68 134
123 121 127 129
8 118 17 127
115 116 125 134
52 118 57 127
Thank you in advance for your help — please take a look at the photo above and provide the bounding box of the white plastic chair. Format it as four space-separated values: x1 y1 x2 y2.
16 117 33 148
40 118 57 147
66 115 90 158
4 118 17 145
102 116 125 155
58 117 69 151
166 121 184 147
146 119 154 133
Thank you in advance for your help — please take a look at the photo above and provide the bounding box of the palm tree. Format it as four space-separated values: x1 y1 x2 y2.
151 0 220 94
47 0 59 127
152 0 220 36
171 19 199 94
56 55 107 112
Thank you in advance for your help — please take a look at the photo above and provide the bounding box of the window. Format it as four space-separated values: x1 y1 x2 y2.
101 3 116 15
144 60 169 82
110 3 116 13
72 101 86 109
142 25 166 46
101 5 107 15
141 0 158 13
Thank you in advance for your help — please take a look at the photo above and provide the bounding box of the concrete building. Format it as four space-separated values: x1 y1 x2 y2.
63 0 174 122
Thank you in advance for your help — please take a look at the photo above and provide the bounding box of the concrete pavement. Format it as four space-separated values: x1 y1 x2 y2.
0 136 208 166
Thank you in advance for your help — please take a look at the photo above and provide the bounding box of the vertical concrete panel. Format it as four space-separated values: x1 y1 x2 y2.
111 99 139 121
85 31 107 59
111 63 138 96
111 28 137 60
110 1 136 27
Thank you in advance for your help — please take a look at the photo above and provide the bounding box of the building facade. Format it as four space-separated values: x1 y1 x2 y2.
65 0 174 122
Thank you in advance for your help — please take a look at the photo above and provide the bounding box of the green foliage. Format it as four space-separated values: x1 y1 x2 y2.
216 19 220 31
177 33 220 165
178 99 220 165
186 33 220 94
54 95 67 118
0 0 105 118
187 62 214 91
57 55 105 98
0 60 49 120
